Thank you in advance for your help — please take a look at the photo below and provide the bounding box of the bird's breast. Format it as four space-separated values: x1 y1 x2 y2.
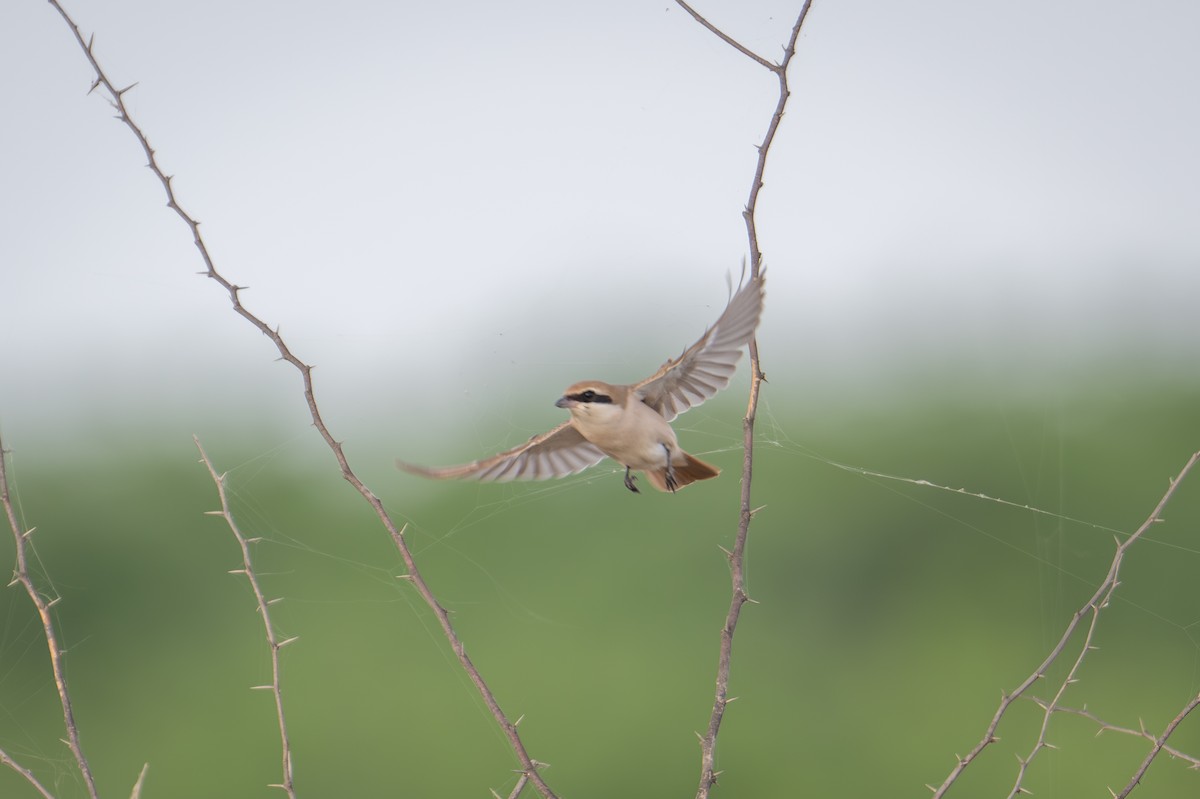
571 400 680 469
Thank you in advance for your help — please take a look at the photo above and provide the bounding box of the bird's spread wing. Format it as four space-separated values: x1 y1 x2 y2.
396 421 607 483
634 272 765 422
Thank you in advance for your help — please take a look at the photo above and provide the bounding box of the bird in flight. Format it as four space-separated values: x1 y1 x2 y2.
397 272 765 493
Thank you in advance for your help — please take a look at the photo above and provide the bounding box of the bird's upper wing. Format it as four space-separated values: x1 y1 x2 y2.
633 272 765 422
396 421 607 483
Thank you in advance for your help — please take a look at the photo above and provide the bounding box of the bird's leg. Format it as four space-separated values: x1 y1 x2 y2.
623 466 640 494
663 444 679 493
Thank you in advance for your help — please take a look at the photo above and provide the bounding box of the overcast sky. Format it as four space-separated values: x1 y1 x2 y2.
2 0 1198 456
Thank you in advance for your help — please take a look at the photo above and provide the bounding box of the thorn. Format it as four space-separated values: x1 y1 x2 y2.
88 78 101 95
749 503 767 516
276 636 299 648
248 537 263 544
203 510 223 516
47 597 63 609
117 81 139 95
514 714 525 726
267 597 284 606
228 569 247 575
22 526 37 539
250 685 273 691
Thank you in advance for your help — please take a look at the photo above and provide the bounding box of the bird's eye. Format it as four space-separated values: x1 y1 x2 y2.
571 389 613 404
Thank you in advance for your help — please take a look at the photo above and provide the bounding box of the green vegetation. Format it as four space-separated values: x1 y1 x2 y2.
2 378 1199 797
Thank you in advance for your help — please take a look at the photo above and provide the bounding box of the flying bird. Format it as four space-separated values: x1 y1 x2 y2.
397 272 765 493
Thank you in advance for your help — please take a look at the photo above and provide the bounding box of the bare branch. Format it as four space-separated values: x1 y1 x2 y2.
129 762 150 799
931 450 1200 797
1 438 98 799
1114 692 1200 798
195 437 297 799
45 2 557 795
1008 582 1113 797
0 742 58 799
674 0 775 69
681 3 816 797
1032 701 1200 770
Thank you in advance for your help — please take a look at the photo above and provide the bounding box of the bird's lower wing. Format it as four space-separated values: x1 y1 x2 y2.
396 421 607 483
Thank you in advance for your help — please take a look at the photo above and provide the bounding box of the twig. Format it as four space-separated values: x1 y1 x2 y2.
1 438 98 799
1008 578 1114 797
129 762 149 799
195 437 297 799
677 3 815 797
674 1 775 70
45 2 556 795
1031 700 1200 770
0 742 58 799
1114 692 1200 797
930 450 1200 797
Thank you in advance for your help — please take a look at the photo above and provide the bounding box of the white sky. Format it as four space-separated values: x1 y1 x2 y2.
2 0 1198 456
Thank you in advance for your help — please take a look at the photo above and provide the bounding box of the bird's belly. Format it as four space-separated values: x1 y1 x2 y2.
603 438 672 470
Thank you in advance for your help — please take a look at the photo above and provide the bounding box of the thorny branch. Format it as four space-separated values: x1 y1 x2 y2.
930 450 1200 797
1032 700 1200 772
195 438 298 799
1007 576 1113 798
675 2 815 797
1115 692 1200 798
46 1 556 795
1 433 98 799
0 698 58 797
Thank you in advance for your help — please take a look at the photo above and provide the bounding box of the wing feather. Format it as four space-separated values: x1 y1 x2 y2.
396 421 607 483
634 273 765 421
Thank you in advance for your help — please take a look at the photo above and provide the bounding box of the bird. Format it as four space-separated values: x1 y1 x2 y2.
396 272 765 493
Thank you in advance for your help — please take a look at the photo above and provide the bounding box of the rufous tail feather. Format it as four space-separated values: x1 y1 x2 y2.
645 452 721 493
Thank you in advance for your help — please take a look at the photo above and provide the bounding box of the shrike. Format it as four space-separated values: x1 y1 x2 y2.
397 273 765 493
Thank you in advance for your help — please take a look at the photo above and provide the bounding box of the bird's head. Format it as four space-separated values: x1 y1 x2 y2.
556 381 624 422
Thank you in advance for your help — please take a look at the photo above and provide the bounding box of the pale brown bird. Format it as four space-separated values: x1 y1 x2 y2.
397 273 765 493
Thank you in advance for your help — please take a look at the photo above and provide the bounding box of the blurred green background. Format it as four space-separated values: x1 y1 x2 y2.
2 371 1199 798
5 1 1199 795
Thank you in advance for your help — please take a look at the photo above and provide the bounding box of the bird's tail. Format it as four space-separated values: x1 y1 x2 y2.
646 452 721 493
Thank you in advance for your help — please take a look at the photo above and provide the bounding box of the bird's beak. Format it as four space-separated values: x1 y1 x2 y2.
555 396 575 409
